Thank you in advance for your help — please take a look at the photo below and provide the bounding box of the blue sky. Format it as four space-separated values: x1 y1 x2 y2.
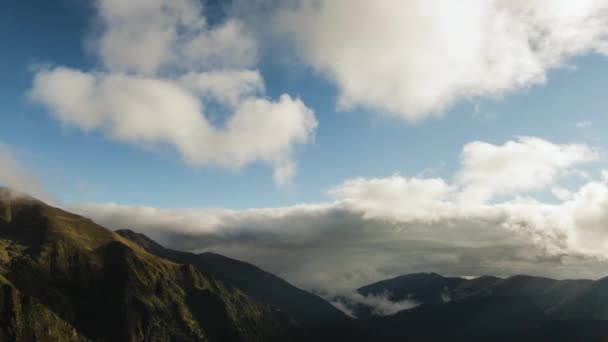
2 0 608 210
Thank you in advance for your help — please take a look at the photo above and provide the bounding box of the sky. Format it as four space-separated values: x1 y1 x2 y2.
3 0 608 296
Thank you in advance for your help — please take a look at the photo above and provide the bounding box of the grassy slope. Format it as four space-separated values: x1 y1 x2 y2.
0 190 296 342
116 229 362 342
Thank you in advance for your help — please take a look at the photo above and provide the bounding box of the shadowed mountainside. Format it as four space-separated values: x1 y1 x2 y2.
1 188 608 341
0 188 299 342
117 229 608 341
357 272 608 340
116 229 363 342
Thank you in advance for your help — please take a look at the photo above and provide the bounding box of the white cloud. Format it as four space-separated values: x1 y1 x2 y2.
329 291 419 318
456 137 598 203
0 144 53 203
568 181 608 254
327 175 453 222
327 137 598 213
31 67 316 174
95 0 256 75
67 137 608 293
276 0 608 120
178 70 264 107
30 0 317 187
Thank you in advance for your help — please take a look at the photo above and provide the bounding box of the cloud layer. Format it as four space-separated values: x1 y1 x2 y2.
68 137 608 293
276 0 608 120
30 0 317 187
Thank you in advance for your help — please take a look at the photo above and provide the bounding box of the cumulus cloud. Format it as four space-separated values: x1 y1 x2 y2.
31 67 316 176
30 0 317 187
178 70 264 107
327 176 453 222
327 137 598 215
276 0 608 120
568 181 608 254
67 136 608 294
456 136 598 203
0 144 53 203
95 0 257 75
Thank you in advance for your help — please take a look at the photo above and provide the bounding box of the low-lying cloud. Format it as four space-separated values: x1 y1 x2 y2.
67 137 608 293
328 291 419 318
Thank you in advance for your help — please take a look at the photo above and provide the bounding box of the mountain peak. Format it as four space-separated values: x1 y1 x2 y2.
0 200 301 341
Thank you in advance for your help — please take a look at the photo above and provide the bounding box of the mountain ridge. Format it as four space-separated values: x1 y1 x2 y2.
116 228 362 342
0 191 300 341
1 189 608 341
355 271 608 340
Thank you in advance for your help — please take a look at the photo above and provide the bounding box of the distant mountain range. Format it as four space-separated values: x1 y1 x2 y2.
1 188 607 341
352 272 608 340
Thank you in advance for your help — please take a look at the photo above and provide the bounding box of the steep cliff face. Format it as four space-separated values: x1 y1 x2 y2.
117 229 361 342
0 189 298 342
0 274 90 342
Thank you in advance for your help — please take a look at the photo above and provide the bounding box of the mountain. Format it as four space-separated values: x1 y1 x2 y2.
114 231 608 341
116 229 362 342
0 188 298 341
2 188 608 341
331 272 471 319
359 272 608 340
358 272 606 318
359 272 469 303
